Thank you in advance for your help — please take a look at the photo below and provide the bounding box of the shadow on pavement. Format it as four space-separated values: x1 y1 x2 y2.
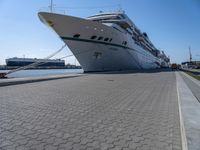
84 68 176 75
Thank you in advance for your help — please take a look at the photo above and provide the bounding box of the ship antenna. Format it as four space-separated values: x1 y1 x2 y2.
49 0 53 12
117 4 123 12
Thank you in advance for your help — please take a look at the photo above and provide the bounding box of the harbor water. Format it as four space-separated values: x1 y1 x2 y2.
0 69 83 78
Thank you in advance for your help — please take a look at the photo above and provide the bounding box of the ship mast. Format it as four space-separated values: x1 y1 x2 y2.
189 46 192 62
50 0 53 12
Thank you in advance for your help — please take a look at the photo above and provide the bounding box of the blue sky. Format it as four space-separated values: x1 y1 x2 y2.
0 0 199 65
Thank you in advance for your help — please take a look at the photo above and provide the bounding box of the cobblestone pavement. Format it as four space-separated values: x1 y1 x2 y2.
0 71 182 150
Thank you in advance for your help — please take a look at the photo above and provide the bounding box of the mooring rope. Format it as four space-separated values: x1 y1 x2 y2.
5 44 67 76
0 45 94 78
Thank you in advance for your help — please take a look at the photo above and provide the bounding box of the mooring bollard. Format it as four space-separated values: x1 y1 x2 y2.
0 73 7 78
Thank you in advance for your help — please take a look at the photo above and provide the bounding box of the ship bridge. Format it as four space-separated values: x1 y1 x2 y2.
87 11 135 32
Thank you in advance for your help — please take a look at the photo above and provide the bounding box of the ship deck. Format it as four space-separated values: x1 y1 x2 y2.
0 69 200 150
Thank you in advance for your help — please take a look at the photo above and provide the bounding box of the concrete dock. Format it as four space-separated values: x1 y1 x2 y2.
0 70 199 150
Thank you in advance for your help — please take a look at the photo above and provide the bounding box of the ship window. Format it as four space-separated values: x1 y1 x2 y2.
113 27 123 33
91 36 97 39
109 38 112 42
98 37 103 40
132 36 136 41
73 34 80 38
104 38 109 41
122 41 127 45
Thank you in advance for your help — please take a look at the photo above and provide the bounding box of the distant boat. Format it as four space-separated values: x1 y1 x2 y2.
38 10 170 72
6 57 65 67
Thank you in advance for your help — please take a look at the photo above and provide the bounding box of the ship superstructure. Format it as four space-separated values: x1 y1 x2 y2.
38 10 169 72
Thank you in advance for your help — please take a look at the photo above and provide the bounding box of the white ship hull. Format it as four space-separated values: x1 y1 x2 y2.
39 12 160 72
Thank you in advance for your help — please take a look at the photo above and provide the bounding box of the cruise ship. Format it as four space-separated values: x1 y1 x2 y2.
38 10 169 72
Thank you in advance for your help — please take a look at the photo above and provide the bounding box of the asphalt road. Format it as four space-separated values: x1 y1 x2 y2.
0 71 182 150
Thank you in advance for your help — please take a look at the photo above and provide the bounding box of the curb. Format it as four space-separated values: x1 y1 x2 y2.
0 75 83 87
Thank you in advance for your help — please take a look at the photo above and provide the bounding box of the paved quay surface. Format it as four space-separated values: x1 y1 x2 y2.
0 74 83 87
0 71 182 150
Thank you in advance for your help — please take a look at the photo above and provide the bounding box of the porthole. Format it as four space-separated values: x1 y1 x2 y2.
122 41 127 45
98 37 103 40
91 36 97 40
104 38 109 41
73 34 80 38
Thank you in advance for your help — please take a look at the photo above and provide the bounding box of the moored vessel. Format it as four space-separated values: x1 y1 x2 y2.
38 10 170 72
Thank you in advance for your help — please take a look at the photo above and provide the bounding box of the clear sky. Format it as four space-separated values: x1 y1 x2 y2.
0 0 199 65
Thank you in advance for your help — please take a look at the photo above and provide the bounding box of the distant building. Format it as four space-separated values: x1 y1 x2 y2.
6 57 65 67
181 61 200 69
